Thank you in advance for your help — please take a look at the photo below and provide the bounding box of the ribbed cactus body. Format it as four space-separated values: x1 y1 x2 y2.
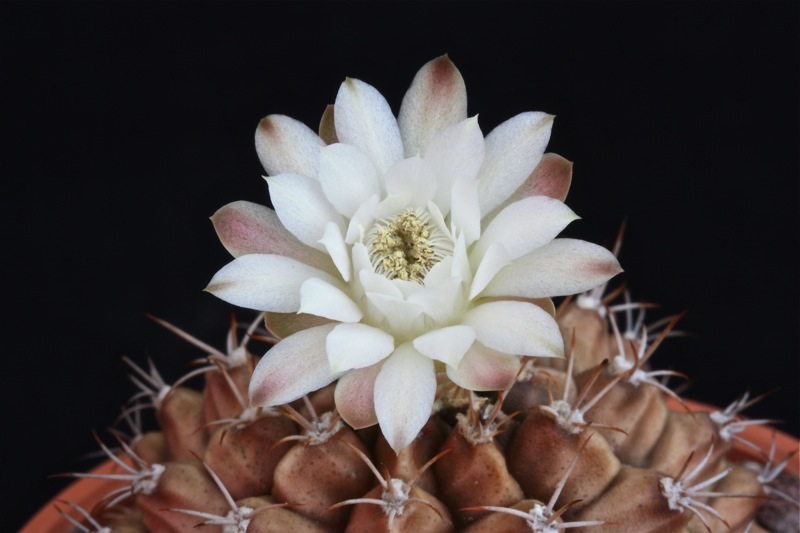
64 299 796 533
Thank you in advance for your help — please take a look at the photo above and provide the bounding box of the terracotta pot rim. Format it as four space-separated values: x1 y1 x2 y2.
20 459 126 533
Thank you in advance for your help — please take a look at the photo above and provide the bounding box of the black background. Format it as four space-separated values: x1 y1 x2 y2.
5 2 798 530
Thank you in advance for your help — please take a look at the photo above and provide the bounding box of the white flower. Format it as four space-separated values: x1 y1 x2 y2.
206 56 622 452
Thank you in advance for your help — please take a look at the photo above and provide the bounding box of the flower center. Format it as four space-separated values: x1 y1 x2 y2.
366 208 450 283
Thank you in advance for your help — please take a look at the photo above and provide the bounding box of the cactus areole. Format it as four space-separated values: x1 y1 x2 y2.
45 57 798 533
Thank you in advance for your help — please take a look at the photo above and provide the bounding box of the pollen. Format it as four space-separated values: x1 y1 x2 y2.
366 208 449 283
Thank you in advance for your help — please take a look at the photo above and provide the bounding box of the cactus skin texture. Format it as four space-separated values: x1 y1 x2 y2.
57 287 799 533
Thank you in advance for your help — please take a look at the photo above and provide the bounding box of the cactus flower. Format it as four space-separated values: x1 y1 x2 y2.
206 56 622 452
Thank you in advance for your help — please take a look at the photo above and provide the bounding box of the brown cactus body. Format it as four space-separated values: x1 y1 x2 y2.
131 431 170 465
571 465 694 532
344 484 453 533
375 416 447 496
135 461 229 533
109 517 149 533
506 408 621 510
554 302 612 374
61 302 797 533
202 364 252 424
504 363 577 414
238 496 336 533
157 387 208 461
203 411 296 499
685 463 764 533
574 367 670 466
271 425 374 528
434 422 523 527
645 410 727 476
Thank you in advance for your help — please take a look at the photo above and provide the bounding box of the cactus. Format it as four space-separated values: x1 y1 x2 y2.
54 56 797 533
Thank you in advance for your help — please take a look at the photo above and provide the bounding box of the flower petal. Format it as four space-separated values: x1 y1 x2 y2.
450 174 482 246
384 155 437 207
299 278 362 323
398 55 468 158
349 242 372 300
483 238 623 298
450 230 472 284
412 325 476 368
265 312 332 340
463 300 564 358
446 342 521 391
478 296 556 317
211 201 333 271
472 196 579 261
318 221 351 281
426 116 485 216
469 242 511 300
327 323 395 374
334 364 382 429
266 173 345 248
249 324 340 407
318 104 338 145
374 344 436 453
334 77 403 174
345 194 379 244
319 143 382 218
206 254 337 312
365 291 425 334
410 268 463 324
359 267 403 300
499 152 573 209
255 114 325 177
477 112 554 215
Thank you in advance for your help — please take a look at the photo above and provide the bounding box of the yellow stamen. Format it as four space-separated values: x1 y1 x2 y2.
367 209 445 283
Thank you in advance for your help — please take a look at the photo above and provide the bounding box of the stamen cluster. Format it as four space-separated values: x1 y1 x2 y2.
366 208 446 283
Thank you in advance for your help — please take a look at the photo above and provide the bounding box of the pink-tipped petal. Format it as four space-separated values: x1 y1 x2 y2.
463 300 564 358
334 77 403 175
477 112 554 215
374 344 437 453
446 342 521 391
504 152 573 205
255 114 325 177
398 55 468 157
206 254 337 312
266 173 345 248
211 200 331 270
335 364 382 429
483 238 623 298
249 324 340 407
